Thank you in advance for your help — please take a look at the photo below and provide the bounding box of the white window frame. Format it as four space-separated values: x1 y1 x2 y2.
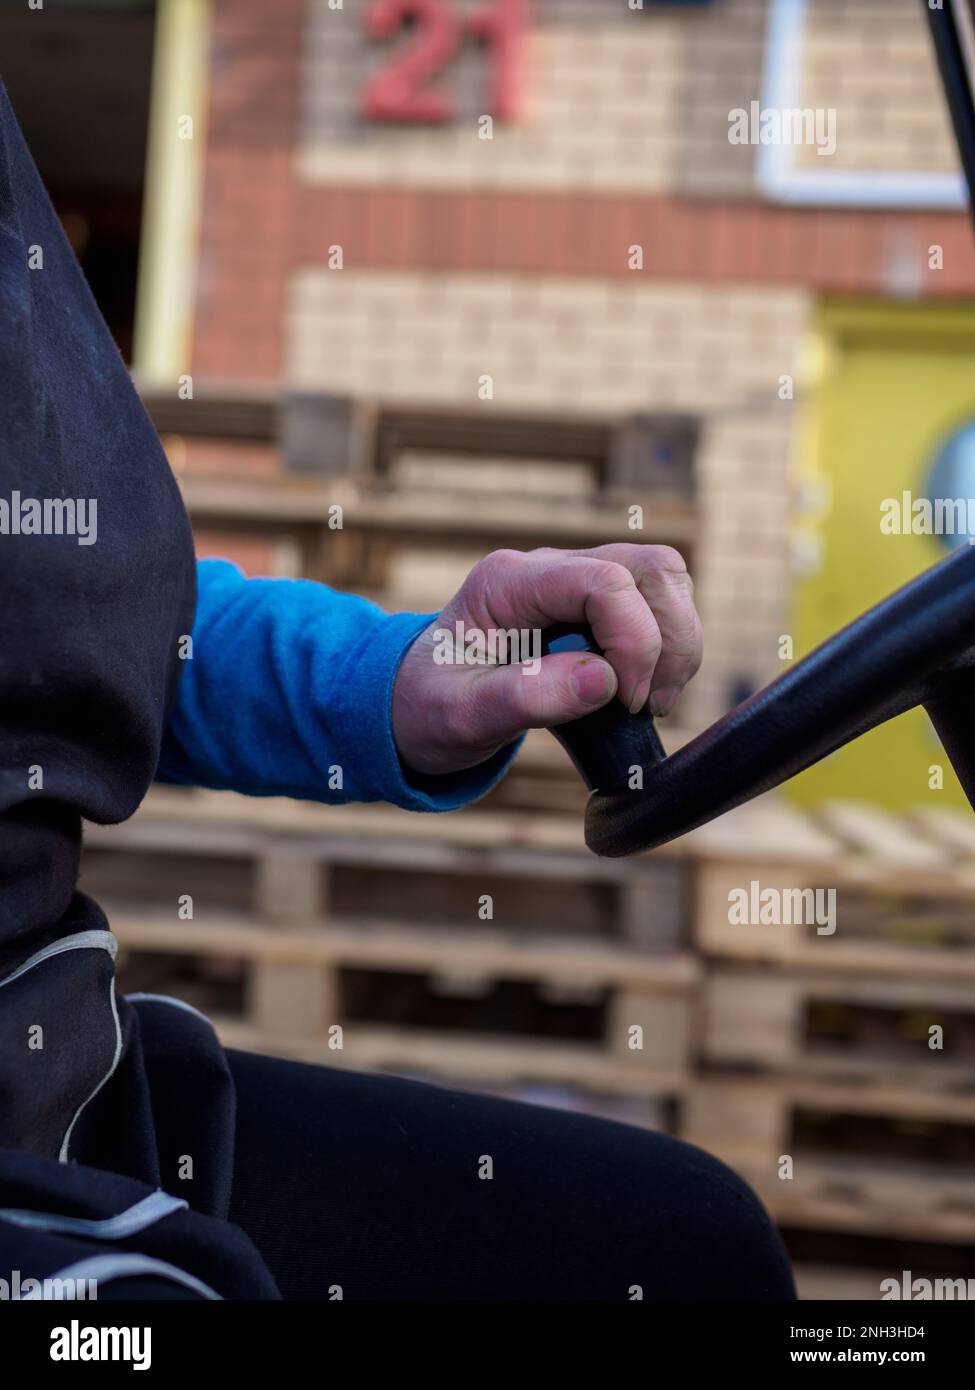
757 0 968 208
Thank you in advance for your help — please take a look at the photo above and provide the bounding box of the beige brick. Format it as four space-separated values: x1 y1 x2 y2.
286 267 810 724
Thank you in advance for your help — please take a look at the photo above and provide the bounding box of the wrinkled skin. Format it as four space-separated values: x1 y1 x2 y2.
392 543 703 777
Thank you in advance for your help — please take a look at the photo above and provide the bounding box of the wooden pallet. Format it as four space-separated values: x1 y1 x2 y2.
146 388 699 529
86 787 698 1092
183 475 697 636
682 1077 975 1244
83 786 692 951
703 965 975 1090
111 910 699 1092
85 786 701 1097
690 798 975 977
86 785 975 1252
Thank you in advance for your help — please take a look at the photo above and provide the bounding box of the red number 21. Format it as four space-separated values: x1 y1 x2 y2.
361 0 462 123
469 0 527 123
361 0 528 125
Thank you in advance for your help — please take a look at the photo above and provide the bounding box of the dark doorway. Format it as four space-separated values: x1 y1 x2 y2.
0 0 156 360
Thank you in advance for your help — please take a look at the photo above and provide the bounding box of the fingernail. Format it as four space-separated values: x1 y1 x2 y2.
649 684 681 717
571 659 614 705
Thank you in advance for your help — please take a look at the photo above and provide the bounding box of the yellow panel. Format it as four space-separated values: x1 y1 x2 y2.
791 301 975 811
132 0 211 385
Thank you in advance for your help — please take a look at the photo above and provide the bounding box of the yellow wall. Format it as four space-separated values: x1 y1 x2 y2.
791 301 975 810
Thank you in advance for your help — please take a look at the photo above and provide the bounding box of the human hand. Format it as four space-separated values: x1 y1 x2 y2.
391 545 703 777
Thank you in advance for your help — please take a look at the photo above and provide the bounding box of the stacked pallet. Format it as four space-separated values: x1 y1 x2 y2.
82 786 975 1294
148 390 698 603
682 798 975 1271
127 387 975 1294
83 786 698 1132
148 387 700 816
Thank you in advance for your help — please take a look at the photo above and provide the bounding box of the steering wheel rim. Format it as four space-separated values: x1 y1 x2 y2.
550 545 975 857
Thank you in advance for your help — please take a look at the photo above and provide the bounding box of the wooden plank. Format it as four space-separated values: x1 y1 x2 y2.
373 406 612 469
782 1075 975 1123
88 786 697 880
911 805 975 860
607 991 694 1069
179 475 697 547
141 387 277 440
694 862 813 961
694 854 975 974
682 1079 789 1156
255 852 325 924
712 928 975 981
251 960 335 1037
820 801 950 871
738 1154 975 1246
685 1074 975 1133
618 870 686 950
212 1020 688 1096
111 910 699 991
704 972 803 1068
703 965 975 1085
686 795 842 864
683 1077 975 1242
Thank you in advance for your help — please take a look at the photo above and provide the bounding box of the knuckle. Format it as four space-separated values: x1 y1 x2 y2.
648 545 689 575
477 547 520 576
465 548 522 601
591 559 638 594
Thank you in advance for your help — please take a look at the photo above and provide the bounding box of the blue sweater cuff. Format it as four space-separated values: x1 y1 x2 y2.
335 609 523 812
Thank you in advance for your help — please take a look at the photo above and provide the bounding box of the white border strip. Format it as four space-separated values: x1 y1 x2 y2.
757 0 967 208
19 1253 221 1301
0 930 117 991
57 980 123 1165
0 928 123 1163
0 1190 187 1240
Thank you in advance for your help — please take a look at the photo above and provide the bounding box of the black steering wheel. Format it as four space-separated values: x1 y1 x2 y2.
544 544 975 857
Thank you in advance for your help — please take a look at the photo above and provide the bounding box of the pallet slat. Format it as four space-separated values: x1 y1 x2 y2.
212 1020 688 1097
820 801 950 871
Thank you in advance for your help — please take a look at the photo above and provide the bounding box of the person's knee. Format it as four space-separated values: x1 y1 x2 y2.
619 1135 796 1301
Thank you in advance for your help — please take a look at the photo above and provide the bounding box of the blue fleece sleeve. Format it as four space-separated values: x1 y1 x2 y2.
156 557 521 811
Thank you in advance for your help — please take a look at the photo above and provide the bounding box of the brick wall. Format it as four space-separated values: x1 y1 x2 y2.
295 0 954 195
798 0 956 175
188 0 975 720
287 268 808 719
192 0 975 383
298 0 696 194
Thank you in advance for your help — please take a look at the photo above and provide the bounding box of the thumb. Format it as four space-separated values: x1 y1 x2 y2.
465 652 619 747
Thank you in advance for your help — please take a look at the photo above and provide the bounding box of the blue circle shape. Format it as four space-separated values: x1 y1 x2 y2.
925 419 975 551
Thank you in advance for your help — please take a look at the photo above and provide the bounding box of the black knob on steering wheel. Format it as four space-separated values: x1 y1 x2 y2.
544 545 975 857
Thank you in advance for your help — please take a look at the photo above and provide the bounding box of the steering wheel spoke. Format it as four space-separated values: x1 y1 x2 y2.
545 547 975 857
